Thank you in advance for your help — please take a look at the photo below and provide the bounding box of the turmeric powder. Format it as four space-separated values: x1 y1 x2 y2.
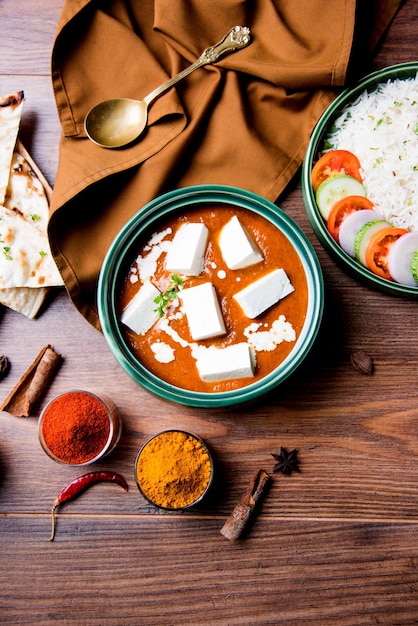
135 430 212 509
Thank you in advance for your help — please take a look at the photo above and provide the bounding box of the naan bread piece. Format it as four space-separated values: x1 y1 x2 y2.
0 94 63 318
4 151 50 235
0 92 24 204
0 207 62 288
0 286 49 319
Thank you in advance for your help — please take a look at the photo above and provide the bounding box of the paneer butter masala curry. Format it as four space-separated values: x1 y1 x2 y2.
119 205 308 393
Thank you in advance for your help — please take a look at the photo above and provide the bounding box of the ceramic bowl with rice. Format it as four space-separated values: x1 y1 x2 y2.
302 62 418 297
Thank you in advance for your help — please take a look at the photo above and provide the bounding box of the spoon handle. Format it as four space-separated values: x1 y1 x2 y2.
143 26 251 106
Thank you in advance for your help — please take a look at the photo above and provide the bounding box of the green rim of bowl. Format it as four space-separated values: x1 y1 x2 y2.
302 62 418 297
98 184 324 408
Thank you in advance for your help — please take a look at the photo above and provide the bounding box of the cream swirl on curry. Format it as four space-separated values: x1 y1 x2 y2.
119 206 308 393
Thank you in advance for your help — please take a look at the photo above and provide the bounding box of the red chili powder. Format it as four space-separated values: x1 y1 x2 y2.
41 391 111 464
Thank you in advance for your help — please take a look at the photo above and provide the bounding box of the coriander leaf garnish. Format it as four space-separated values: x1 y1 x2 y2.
154 274 184 317
31 214 41 222
39 250 47 258
3 246 12 260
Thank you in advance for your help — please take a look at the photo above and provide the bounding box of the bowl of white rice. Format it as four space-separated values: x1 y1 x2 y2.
302 62 418 296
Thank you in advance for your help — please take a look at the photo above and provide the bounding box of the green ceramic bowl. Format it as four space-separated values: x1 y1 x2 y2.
98 185 323 408
302 62 418 297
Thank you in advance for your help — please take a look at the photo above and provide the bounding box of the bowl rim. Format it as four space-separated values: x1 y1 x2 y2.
301 61 418 298
98 184 324 407
134 429 214 510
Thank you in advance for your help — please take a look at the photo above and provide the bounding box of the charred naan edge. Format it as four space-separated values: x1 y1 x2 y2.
0 92 24 108
0 91 24 204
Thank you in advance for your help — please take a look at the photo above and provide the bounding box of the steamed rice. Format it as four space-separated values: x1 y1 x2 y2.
324 74 418 232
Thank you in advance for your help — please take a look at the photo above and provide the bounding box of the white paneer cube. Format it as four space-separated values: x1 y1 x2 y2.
219 216 263 270
180 282 226 340
120 280 160 335
195 343 255 382
233 268 294 319
165 222 208 275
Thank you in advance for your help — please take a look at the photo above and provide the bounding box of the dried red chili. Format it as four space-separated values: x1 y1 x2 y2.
41 391 111 464
50 471 129 541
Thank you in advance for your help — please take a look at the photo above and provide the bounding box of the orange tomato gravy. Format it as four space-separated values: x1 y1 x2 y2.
119 205 308 392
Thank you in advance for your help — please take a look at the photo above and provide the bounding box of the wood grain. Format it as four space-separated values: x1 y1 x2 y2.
1 516 418 625
1 0 418 624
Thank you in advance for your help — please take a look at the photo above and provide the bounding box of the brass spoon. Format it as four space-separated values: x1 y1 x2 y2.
84 26 251 149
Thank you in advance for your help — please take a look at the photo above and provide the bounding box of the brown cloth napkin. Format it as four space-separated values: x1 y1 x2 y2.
49 0 404 331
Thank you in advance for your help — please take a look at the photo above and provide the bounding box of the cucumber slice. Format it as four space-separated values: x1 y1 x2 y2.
354 220 392 266
339 209 382 257
315 174 366 220
412 251 418 284
388 232 418 286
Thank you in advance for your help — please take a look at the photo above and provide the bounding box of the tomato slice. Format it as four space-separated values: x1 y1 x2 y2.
311 150 363 192
327 195 374 242
365 227 409 280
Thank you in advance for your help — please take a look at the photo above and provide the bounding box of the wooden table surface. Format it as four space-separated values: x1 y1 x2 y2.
1 2 418 624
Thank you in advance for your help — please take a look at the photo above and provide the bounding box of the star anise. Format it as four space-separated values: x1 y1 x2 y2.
271 447 300 475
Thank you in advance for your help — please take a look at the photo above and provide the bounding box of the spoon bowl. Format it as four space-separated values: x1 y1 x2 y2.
84 26 251 149
85 98 148 149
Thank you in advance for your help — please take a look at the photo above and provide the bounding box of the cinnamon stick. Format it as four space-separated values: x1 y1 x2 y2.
0 344 62 417
220 468 271 541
